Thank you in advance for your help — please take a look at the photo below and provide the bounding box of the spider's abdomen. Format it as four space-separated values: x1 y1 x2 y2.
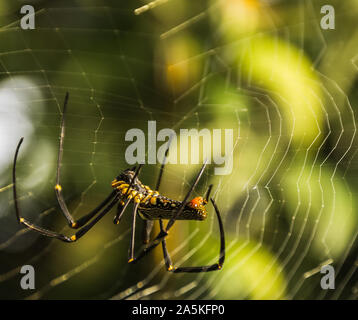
138 194 206 221
138 209 207 221
138 194 207 221
111 172 207 221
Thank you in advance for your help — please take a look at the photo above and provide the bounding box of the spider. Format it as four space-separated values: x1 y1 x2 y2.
12 93 225 273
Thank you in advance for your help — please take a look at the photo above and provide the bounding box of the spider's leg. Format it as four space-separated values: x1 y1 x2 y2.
70 196 119 241
13 134 116 232
151 141 170 249
57 90 141 228
114 201 123 224
165 160 208 232
128 228 168 264
12 137 24 224
14 195 119 243
113 164 143 224
13 135 120 242
53 92 77 227
17 218 73 242
159 219 173 270
73 190 117 228
204 184 213 203
162 198 225 273
155 132 173 192
161 184 214 271
113 197 131 225
142 220 154 244
44 92 115 229
128 202 139 262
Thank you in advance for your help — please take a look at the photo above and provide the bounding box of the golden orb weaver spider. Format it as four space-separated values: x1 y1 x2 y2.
12 93 225 273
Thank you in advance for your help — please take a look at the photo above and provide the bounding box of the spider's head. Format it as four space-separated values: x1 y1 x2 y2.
111 168 146 194
118 169 137 184
184 196 208 220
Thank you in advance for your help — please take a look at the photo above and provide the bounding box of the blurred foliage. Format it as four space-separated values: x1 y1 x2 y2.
0 0 358 300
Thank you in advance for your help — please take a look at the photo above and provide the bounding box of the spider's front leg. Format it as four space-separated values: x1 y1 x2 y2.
113 200 125 225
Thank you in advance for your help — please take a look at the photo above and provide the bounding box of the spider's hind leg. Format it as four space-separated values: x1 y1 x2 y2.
142 220 154 244
163 197 225 273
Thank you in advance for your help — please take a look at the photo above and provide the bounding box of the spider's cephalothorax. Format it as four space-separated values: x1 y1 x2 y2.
12 92 225 273
111 170 207 221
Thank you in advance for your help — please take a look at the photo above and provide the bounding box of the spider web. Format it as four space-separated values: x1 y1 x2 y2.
1 0 358 300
